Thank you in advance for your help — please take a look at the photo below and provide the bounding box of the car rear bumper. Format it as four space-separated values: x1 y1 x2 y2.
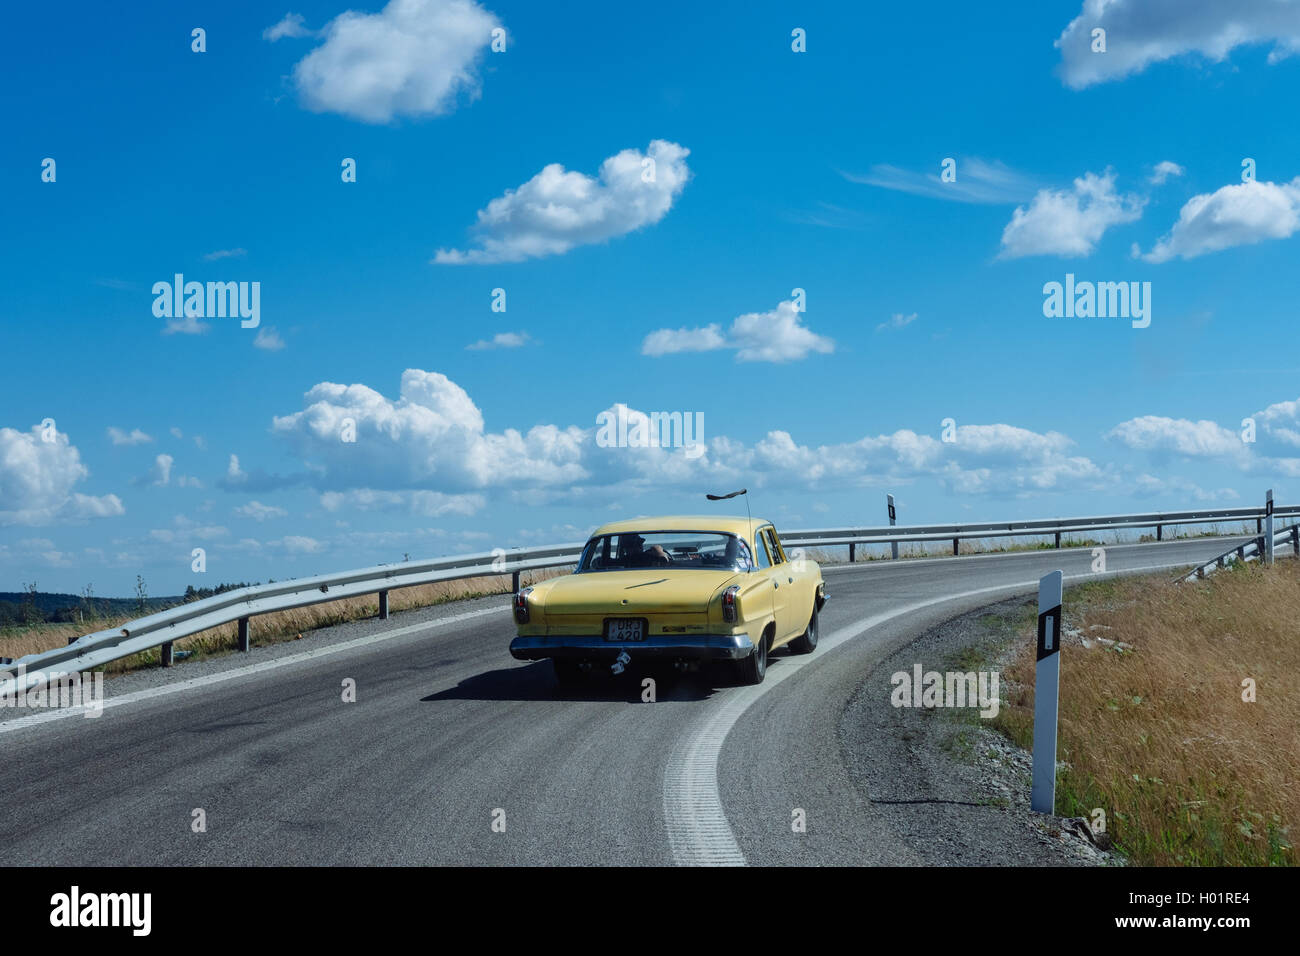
509 633 756 661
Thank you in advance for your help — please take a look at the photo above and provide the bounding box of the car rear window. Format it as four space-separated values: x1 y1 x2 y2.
578 532 752 572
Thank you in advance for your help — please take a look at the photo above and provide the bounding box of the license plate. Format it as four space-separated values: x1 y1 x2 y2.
605 619 645 642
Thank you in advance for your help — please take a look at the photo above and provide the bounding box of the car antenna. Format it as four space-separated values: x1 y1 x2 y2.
706 488 751 537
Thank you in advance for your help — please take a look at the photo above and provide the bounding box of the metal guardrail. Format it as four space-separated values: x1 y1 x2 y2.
2 502 1293 695
782 505 1300 559
1177 523 1300 583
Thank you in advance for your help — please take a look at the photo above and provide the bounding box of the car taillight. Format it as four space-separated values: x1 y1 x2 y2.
722 585 740 623
514 586 534 623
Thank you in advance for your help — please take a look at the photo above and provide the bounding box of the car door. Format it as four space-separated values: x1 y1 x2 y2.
758 525 794 645
749 528 781 646
768 526 810 639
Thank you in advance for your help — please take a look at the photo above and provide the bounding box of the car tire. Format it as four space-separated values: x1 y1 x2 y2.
552 659 584 686
734 630 768 685
789 605 819 655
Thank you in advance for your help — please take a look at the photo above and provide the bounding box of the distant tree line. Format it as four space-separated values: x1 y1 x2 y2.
0 579 263 627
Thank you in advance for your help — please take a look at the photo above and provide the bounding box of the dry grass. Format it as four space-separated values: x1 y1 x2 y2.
994 561 1299 866
0 568 569 675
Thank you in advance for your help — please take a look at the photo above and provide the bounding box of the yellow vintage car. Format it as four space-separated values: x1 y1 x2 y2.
509 515 826 686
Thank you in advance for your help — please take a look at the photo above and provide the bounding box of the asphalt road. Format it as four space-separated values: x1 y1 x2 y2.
0 535 1264 866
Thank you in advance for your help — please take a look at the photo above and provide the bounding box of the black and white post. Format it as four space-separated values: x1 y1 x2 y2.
1031 570 1063 814
1265 488 1275 566
887 493 898 560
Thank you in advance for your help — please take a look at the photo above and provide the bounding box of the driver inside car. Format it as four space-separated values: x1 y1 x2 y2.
621 533 671 567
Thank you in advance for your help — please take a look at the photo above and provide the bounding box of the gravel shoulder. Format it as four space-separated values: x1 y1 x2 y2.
837 595 1121 866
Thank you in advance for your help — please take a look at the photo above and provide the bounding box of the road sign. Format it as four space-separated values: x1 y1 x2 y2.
1031 570 1063 814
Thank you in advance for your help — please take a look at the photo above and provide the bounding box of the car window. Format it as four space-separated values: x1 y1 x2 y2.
752 533 771 569
764 528 784 564
578 532 754 572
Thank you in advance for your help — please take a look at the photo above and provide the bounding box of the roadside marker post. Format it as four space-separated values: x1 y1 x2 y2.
1266 489 1275 566
887 494 898 560
1031 570 1063 815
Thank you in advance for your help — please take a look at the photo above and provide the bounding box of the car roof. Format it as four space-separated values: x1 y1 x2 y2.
589 515 773 538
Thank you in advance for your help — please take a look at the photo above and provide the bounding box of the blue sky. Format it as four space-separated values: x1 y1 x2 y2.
5 0 1300 595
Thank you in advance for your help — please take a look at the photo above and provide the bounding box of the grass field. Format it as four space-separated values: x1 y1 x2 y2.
992 560 1298 866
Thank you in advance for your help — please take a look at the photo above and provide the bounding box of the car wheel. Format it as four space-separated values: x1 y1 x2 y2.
552 659 584 686
735 630 768 685
789 605 819 655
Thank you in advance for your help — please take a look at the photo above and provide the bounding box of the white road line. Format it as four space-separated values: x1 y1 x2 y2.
661 560 1196 866
0 605 506 735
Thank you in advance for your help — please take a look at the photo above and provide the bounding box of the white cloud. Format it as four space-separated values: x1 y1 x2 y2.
642 299 833 363
264 13 315 41
1056 0 1300 89
107 426 153 446
254 327 286 351
233 500 288 521
842 157 1038 204
434 140 691 264
169 427 184 439
1106 415 1245 457
875 312 917 332
202 247 247 261
0 424 125 526
289 0 500 123
320 489 485 517
730 301 834 362
1133 474 1239 503
147 454 173 486
1254 397 1300 448
277 535 324 554
254 370 1115 506
1149 160 1184 185
1139 177 1300 262
640 324 728 356
1000 170 1145 259
466 331 531 350
162 316 210 336
271 369 588 491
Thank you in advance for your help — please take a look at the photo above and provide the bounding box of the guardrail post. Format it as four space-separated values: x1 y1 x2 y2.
161 641 174 667
237 617 250 653
1156 524 1163 541
1257 517 1263 534
1054 531 1061 549
848 543 856 563
378 590 390 620
511 569 520 593
1291 525 1299 559
1265 489 1275 566
887 493 898 560
952 537 959 556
